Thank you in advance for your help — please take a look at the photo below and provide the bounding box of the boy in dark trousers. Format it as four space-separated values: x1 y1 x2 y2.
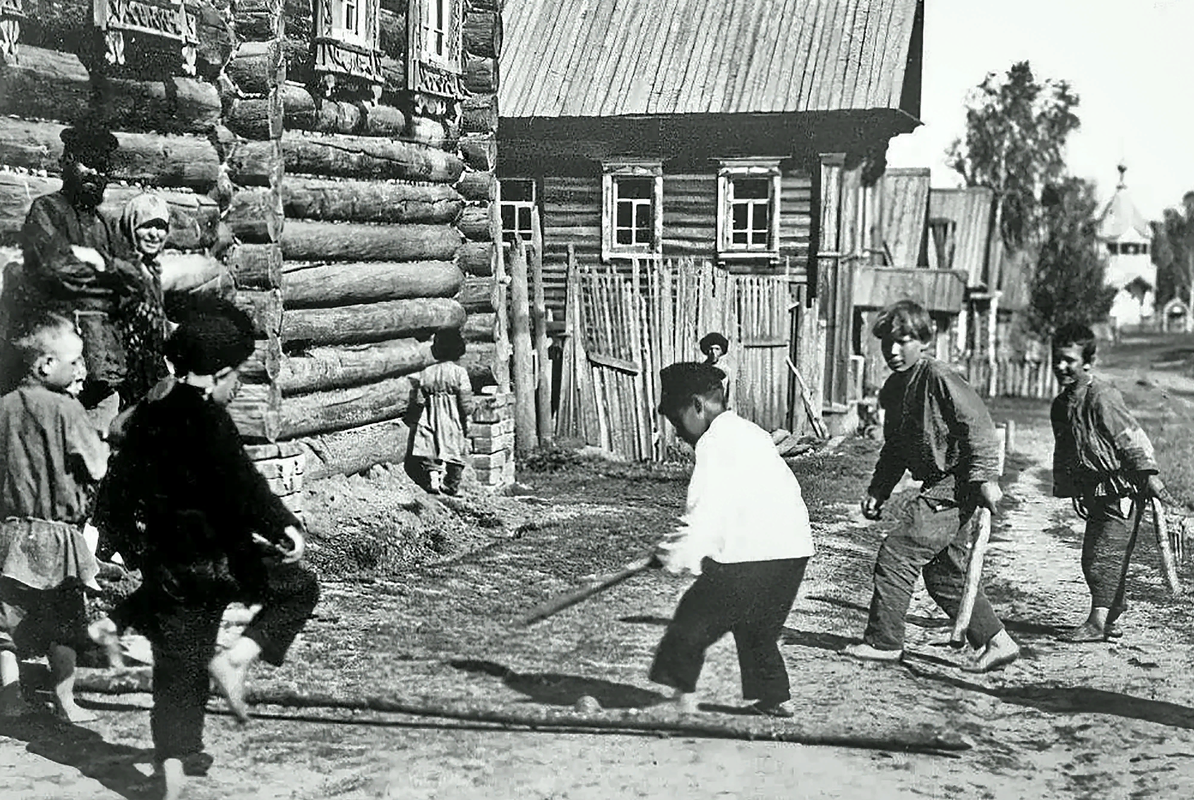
0 314 106 721
844 300 1020 673
1050 322 1163 642
91 298 319 800
650 362 814 717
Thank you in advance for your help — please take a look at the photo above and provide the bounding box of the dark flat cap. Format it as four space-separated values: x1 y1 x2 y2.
699 332 729 355
657 362 725 413
164 296 256 376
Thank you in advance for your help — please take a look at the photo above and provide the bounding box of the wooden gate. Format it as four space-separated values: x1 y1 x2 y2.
555 253 798 460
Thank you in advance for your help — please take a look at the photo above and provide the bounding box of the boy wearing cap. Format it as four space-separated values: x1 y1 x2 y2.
91 297 319 800
650 361 814 718
698 331 734 407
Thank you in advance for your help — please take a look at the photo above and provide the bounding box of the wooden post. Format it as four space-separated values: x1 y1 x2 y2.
489 179 512 393
509 237 537 456
530 207 553 447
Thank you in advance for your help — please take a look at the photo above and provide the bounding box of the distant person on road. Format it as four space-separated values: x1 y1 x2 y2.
1050 322 1164 643
408 328 474 496
649 361 814 718
699 331 734 408
844 300 1020 673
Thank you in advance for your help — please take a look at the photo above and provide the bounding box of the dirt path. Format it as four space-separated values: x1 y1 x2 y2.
4 399 1194 799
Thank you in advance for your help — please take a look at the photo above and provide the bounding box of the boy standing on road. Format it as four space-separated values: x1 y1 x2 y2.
1050 322 1164 642
649 362 814 718
844 300 1020 673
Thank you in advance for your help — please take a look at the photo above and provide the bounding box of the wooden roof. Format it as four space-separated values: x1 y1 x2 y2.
929 187 996 290
499 0 924 119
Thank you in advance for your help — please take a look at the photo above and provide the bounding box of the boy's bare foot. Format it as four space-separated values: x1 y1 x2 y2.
88 618 125 669
53 700 98 724
208 652 250 724
964 630 1020 673
1057 622 1106 643
843 642 904 662
748 699 797 718
159 757 185 800
668 691 700 715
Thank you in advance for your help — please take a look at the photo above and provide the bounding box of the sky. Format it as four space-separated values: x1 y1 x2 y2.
886 0 1194 222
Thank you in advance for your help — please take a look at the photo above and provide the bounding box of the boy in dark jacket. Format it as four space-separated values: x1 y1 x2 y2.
844 300 1020 673
1050 322 1163 642
92 298 318 800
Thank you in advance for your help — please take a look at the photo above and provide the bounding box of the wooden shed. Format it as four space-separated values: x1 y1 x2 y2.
496 0 926 427
0 0 509 492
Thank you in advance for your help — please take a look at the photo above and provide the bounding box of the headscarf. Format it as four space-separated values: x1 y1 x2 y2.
120 192 171 249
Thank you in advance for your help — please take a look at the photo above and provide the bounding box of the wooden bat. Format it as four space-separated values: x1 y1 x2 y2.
785 357 829 439
1152 497 1183 596
519 556 655 627
950 506 992 647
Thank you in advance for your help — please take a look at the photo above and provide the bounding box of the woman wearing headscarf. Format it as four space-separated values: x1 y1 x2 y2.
116 193 172 407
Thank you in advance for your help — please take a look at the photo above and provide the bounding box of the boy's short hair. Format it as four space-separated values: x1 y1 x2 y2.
164 295 256 375
9 313 77 372
657 362 725 414
431 327 467 361
872 299 934 344
699 332 729 356
1052 322 1097 362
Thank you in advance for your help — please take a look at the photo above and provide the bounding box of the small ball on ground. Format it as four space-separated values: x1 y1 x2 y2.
574 695 601 713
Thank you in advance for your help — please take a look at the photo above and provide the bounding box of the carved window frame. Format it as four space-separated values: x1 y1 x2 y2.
500 178 538 244
408 0 464 100
313 0 383 96
716 158 782 262
92 0 200 76
601 161 663 262
0 0 22 65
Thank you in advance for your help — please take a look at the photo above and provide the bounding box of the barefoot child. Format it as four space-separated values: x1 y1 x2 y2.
92 298 318 799
843 300 1020 673
408 328 473 495
649 362 814 717
0 314 106 721
1050 322 1163 642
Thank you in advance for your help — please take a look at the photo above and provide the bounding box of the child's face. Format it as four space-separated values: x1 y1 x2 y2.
661 396 716 447
707 345 724 362
1052 344 1091 387
37 331 87 394
134 219 168 258
208 366 243 407
881 332 925 372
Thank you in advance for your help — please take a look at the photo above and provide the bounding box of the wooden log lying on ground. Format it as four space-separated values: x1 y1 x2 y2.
225 243 283 290
0 45 92 125
0 118 221 189
281 297 466 345
281 132 464 183
282 260 463 307
282 177 463 225
463 10 503 58
279 375 416 439
296 418 410 480
95 76 223 135
456 169 497 202
278 338 435 395
456 241 494 276
68 670 971 754
282 221 462 263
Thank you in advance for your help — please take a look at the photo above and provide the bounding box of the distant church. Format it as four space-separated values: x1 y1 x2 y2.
1096 164 1155 330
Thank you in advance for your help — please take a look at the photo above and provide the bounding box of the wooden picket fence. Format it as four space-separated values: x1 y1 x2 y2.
555 252 800 460
959 357 1058 400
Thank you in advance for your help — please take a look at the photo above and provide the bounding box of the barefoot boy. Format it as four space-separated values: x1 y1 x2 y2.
92 298 318 800
0 314 107 721
843 300 1019 673
649 362 814 717
1050 322 1163 642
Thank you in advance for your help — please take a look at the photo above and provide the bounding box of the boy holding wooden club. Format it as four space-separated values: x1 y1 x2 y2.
649 361 814 718
843 300 1020 672
1050 322 1164 642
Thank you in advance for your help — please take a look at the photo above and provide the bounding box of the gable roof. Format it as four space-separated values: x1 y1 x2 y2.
928 187 996 289
499 0 924 120
1097 188 1152 242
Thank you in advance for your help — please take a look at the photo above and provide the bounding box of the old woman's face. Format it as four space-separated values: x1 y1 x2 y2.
134 219 168 258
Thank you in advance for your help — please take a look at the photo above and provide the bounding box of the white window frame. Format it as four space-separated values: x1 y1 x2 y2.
716 158 782 262
330 0 370 48
500 178 537 244
601 161 663 262
421 0 453 68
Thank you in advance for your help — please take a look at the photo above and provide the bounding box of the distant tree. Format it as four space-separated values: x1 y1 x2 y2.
1152 192 1194 311
948 61 1081 251
1026 177 1115 337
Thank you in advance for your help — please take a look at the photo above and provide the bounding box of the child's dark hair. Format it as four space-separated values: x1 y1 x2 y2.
431 328 467 361
872 300 934 344
1052 322 1097 363
10 312 76 372
657 362 725 414
164 295 256 375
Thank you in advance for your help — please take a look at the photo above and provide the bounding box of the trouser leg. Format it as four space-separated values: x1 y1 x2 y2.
1082 497 1135 612
731 558 807 705
649 562 733 694
240 563 319 667
150 600 224 761
921 506 1005 649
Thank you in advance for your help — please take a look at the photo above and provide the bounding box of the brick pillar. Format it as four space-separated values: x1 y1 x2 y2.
470 389 515 491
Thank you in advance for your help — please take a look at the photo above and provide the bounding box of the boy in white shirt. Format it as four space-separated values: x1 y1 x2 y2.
650 362 815 718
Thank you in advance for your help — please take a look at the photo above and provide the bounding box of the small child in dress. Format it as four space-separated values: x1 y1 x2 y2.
649 362 814 717
1050 322 1164 642
409 328 474 495
0 313 107 721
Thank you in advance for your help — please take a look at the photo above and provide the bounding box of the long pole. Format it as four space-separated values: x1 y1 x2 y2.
530 208 553 446
510 237 537 456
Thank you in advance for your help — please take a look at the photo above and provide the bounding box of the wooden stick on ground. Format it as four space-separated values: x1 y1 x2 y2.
519 556 655 627
950 426 1007 647
1152 497 1183 595
784 357 828 439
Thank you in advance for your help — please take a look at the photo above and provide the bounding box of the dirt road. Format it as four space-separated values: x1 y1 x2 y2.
4 373 1194 798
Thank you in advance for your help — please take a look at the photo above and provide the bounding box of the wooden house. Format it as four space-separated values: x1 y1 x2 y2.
496 0 926 429
0 0 510 494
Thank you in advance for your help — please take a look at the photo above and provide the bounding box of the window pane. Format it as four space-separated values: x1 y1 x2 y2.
636 226 652 244
517 207 531 231
617 178 652 199
635 203 652 229
732 230 748 245
732 204 749 230
616 201 632 228
734 178 769 200
616 228 632 245
503 180 534 202
501 206 516 231
753 203 770 235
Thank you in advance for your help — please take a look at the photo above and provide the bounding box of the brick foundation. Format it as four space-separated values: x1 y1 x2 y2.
469 389 516 491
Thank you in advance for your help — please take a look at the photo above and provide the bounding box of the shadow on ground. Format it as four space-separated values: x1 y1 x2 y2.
450 659 666 709
0 714 154 799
